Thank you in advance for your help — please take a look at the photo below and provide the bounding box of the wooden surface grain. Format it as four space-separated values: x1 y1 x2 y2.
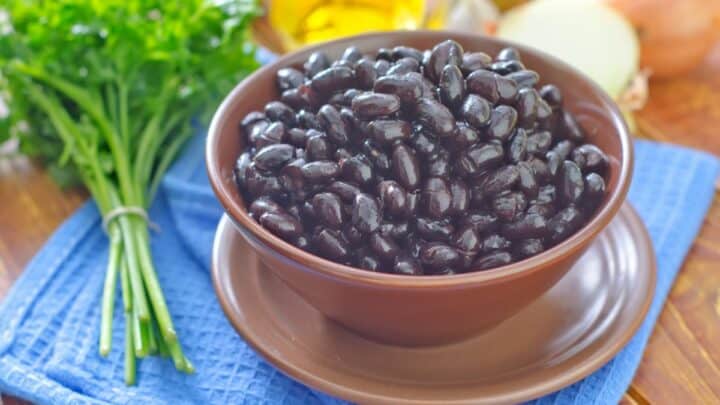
1 44 720 405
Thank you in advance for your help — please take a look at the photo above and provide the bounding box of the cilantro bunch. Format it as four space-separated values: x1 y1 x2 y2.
0 0 260 383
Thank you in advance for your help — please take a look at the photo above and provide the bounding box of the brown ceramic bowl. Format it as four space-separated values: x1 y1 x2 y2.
206 31 633 346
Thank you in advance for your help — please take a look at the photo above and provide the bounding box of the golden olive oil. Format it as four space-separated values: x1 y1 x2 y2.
269 0 445 50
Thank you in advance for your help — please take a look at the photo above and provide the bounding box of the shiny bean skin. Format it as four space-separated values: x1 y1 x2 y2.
497 47 521 62
362 140 392 172
546 151 562 178
452 225 481 253
373 75 423 104
558 160 585 204
393 254 423 275
340 155 374 186
415 217 454 241
327 180 362 203
276 67 305 91
584 172 606 202
553 140 575 161
368 119 411 145
265 101 297 127
507 129 527 163
461 211 498 234
426 149 451 177
461 94 491 129
526 131 553 155
279 158 306 193
547 206 584 243
357 250 382 271
281 84 319 111
374 59 391 76
287 128 308 147
352 193 381 233
481 234 511 253
492 191 527 222
369 232 401 262
378 180 408 217
466 143 504 173
466 70 500 103
305 132 334 161
387 57 420 75
311 66 355 95
300 161 340 183
392 144 421 190
304 52 330 77
244 163 284 197
259 212 303 241
449 179 470 215
572 144 609 174
473 251 513 270
506 70 539 88
341 46 363 63
420 242 460 270
561 110 585 142
425 40 463 83
487 105 518 141
376 47 393 61
313 228 349 259
249 197 284 219
422 177 452 219
439 65 465 108
351 92 401 119
297 110 322 130
514 238 544 259
253 143 295 170
480 165 520 197
256 121 285 148
501 213 548 239
312 192 344 228
461 52 492 74
515 88 539 127
317 105 349 144
392 46 424 62
240 111 266 130
234 152 252 189
516 161 539 199
416 98 456 138
409 128 439 156
450 122 480 150
540 84 563 108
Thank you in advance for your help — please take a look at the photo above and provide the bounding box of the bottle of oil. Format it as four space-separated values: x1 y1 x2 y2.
268 0 446 50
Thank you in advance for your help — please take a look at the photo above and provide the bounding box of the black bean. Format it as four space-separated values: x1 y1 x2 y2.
304 52 330 77
546 151 562 178
279 158 305 192
392 143 421 190
490 60 524 75
341 46 363 63
368 119 411 144
351 92 401 119
547 206 584 243
234 152 253 189
515 88 540 127
461 94 492 129
416 98 456 138
357 250 382 271
317 105 349 144
492 191 527 222
281 84 319 111
373 74 422 104
584 172 606 202
481 234 511 253
387 57 420 75
259 212 303 241
487 105 518 141
327 180 362 203
392 46 424 62
406 190 420 217
481 165 520 197
415 217 454 241
461 52 492 75
311 66 355 95
553 140 575 161
506 70 539 88
466 70 500 103
502 213 547 239
572 144 609 174
249 197 284 219
264 101 296 127
255 121 286 149
450 122 480 151
514 239 545 259
376 47 393 61
536 184 557 204
305 131 334 161
362 140 392 172
297 110 322 130
439 65 465 108
558 160 585 204
517 161 539 198
527 202 555 218
526 131 553 155
374 59 391 76
312 192 344 228
425 39 463 83
340 154 374 186
420 242 460 270
497 47 521 62
422 177 452 219
473 251 513 270
409 127 439 156
245 163 284 197
426 149 451 177
496 75 519 103
313 228 349 260
378 180 407 217
508 129 527 163
241 111 266 130
466 143 504 173
452 225 481 253
352 193 381 233
301 160 340 183
449 179 470 215
369 232 400 262
276 67 305 92
253 143 295 170
540 84 563 108
393 254 423 275
461 211 498 234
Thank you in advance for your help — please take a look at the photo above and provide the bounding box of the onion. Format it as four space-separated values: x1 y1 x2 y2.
497 0 639 99
607 0 720 78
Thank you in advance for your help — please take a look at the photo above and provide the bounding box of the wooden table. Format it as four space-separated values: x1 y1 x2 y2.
1 44 719 405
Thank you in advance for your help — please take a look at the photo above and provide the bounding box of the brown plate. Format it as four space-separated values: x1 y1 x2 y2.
212 203 656 404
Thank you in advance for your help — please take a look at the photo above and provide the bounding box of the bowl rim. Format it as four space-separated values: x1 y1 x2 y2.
206 30 634 289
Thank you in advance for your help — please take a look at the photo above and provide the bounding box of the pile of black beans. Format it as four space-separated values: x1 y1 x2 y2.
235 40 609 275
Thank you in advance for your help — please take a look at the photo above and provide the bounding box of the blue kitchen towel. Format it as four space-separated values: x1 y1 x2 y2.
0 136 718 405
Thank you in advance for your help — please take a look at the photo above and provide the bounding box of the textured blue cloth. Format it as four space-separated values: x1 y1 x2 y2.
0 137 717 405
